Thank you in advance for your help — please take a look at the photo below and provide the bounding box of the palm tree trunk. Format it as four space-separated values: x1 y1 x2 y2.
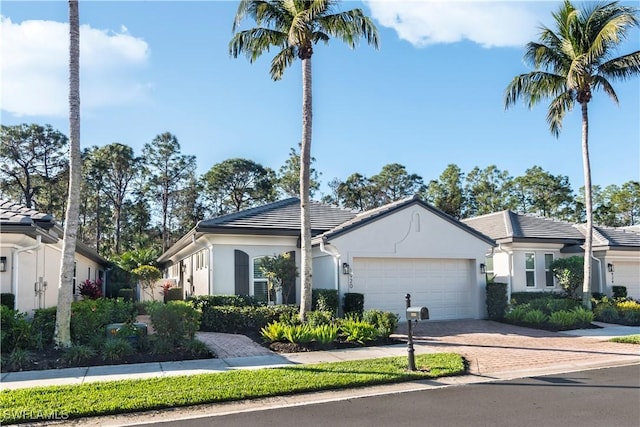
581 101 593 310
54 0 81 348
299 56 313 321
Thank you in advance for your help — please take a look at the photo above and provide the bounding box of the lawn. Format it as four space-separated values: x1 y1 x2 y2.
0 353 464 424
609 335 640 344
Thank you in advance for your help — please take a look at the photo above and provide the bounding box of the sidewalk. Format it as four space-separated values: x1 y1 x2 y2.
1 321 638 391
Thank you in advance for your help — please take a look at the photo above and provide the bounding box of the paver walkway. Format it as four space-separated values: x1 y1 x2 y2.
195 332 274 358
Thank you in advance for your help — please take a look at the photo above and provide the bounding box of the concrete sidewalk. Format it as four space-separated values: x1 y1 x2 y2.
1 320 638 391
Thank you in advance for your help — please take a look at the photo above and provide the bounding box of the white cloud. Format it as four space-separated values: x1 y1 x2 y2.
364 0 553 48
1 16 151 117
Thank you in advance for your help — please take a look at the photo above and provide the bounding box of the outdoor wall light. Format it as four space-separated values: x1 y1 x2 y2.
479 263 486 274
0 256 6 272
342 263 350 275
607 263 614 273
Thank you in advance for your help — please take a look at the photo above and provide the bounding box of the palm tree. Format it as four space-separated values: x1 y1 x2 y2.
230 0 378 319
54 0 82 347
505 0 639 309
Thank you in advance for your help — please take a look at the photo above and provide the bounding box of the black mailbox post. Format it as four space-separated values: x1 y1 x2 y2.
405 294 428 371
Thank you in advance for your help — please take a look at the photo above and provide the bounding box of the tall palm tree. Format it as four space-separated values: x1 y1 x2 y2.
505 0 639 309
54 0 82 347
230 0 378 319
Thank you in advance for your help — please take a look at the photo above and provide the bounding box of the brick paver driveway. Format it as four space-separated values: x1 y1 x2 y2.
395 320 640 377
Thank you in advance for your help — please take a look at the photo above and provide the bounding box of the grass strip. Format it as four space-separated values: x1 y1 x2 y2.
609 334 640 344
1 353 463 424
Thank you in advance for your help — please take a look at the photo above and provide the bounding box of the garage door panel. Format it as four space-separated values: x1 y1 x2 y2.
352 257 474 320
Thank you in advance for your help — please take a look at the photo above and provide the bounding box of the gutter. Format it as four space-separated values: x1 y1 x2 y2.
13 235 42 312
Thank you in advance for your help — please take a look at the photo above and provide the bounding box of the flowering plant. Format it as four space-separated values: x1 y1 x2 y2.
160 281 173 296
78 279 103 299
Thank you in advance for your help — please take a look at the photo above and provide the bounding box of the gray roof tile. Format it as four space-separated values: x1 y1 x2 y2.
0 200 55 228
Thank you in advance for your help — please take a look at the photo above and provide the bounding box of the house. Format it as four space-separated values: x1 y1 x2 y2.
0 200 110 314
462 210 640 300
158 196 495 320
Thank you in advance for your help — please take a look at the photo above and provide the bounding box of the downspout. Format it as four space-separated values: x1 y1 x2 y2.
319 238 341 312
13 235 42 312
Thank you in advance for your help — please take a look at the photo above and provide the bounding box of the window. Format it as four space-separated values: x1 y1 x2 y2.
525 253 535 287
544 254 555 287
485 257 494 277
253 258 268 302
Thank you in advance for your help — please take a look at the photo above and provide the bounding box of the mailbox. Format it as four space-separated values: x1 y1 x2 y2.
406 306 429 321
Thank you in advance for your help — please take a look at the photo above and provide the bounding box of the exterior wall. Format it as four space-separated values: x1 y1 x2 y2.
312 252 337 290
0 234 105 314
603 251 640 299
322 206 493 319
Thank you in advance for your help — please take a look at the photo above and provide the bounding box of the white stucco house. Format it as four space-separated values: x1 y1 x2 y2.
158 196 496 320
462 211 640 300
0 200 110 314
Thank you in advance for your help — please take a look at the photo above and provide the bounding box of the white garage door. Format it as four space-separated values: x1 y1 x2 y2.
350 258 474 320
613 262 639 300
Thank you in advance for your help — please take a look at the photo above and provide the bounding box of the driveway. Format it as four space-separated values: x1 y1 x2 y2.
394 320 640 377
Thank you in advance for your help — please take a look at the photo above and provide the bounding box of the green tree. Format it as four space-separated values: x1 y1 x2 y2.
202 158 276 214
54 0 81 348
142 132 196 252
509 166 574 219
423 164 465 219
612 181 640 226
277 145 321 198
370 163 424 205
336 173 376 211
550 256 584 299
464 165 513 217
258 252 299 304
504 0 639 309
230 0 379 320
132 265 163 301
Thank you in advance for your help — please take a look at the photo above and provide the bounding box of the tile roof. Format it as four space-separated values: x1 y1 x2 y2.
197 198 358 236
463 210 640 249
0 200 55 228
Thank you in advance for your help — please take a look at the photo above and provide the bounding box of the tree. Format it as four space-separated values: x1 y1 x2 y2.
202 158 276 214
370 163 424 205
277 145 321 198
54 0 81 348
464 165 513 217
509 166 574 219
423 164 465 218
550 256 584 299
336 173 376 211
0 123 68 215
504 0 640 309
142 132 196 252
258 252 298 304
230 0 379 320
132 265 162 301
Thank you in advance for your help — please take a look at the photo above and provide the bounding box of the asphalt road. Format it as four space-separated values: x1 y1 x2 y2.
154 364 640 427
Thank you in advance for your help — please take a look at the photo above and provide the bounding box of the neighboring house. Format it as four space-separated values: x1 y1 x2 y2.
158 196 495 320
0 201 110 314
462 211 640 300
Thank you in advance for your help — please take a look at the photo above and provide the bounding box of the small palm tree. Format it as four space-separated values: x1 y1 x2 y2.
504 0 639 309
230 0 379 320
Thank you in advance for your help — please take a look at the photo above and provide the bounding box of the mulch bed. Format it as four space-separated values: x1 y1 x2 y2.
268 337 405 353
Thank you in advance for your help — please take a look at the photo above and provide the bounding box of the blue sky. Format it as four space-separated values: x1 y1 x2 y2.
2 1 639 199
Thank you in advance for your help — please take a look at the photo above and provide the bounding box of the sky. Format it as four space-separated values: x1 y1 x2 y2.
1 0 639 200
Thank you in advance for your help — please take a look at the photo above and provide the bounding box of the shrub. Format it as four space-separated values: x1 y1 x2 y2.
339 317 379 344
617 300 640 325
313 324 339 345
550 256 584 299
504 305 529 323
260 321 288 343
1 293 15 310
101 338 134 361
546 298 580 313
149 336 173 355
118 288 134 302
63 344 97 364
572 307 594 326
510 292 560 306
4 348 34 371
283 324 315 344
362 309 399 339
166 287 184 302
622 310 640 326
522 309 549 325
486 282 508 320
149 301 201 345
548 310 578 329
594 303 620 323
343 293 364 317
181 339 212 358
612 286 627 299
188 295 258 311
306 310 334 327
0 306 31 353
78 279 103 299
31 307 57 350
70 299 116 344
199 304 299 334
312 289 339 314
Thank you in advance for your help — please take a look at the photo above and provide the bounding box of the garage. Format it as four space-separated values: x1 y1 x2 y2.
350 257 475 320
611 261 639 300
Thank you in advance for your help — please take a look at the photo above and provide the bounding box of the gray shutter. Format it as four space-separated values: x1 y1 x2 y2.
234 250 249 296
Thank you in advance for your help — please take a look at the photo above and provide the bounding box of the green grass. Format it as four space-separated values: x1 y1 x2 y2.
0 353 464 424
609 335 640 344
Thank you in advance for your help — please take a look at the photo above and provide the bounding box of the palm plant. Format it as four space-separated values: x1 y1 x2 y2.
230 0 379 320
504 0 639 309
55 0 82 347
